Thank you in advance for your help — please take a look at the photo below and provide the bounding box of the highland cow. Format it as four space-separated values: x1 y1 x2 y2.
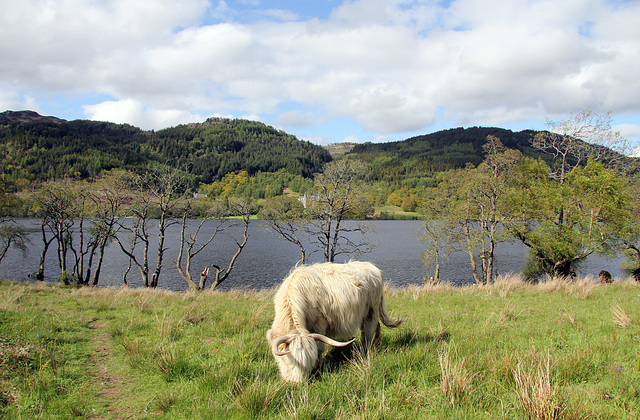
267 261 402 382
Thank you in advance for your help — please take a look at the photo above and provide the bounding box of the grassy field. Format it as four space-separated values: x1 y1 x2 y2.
0 276 639 419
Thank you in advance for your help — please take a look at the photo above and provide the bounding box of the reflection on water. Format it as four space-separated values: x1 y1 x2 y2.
0 219 628 291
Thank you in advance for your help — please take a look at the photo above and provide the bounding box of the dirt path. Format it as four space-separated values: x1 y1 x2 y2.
86 318 133 420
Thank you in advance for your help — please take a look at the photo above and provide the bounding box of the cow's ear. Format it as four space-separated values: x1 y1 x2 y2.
266 329 276 342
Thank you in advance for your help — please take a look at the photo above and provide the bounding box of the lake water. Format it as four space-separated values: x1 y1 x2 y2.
0 219 629 291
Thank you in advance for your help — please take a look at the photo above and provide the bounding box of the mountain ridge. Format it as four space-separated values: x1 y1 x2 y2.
1 110 631 187
0 110 66 125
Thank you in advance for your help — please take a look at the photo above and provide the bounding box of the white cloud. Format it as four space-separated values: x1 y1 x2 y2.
0 90 37 114
83 99 205 130
275 110 321 129
2 0 640 141
615 123 640 139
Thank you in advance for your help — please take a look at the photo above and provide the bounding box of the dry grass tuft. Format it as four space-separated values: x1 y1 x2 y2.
386 282 456 299
482 273 526 298
513 350 564 420
155 311 178 343
569 277 598 300
536 277 573 293
438 343 476 405
534 276 598 300
346 344 373 378
611 304 633 328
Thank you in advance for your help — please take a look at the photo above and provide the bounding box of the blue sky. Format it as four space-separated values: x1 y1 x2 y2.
2 0 640 153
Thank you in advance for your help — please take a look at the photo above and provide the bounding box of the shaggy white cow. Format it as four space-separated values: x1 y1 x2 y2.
267 261 403 383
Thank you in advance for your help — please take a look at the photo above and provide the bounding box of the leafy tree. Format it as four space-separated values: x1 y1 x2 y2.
515 110 635 279
532 110 635 181
620 174 640 277
0 221 29 266
401 194 417 212
426 137 523 284
418 219 457 283
386 192 402 207
508 158 630 278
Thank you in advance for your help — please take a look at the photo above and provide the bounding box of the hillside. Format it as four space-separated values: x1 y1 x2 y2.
150 117 331 181
2 111 631 188
0 111 331 184
347 127 549 183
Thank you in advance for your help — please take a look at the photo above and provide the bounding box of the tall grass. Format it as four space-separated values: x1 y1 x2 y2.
513 350 563 420
0 274 639 418
438 343 476 405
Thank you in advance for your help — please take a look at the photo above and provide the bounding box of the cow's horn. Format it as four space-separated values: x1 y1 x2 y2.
272 335 295 356
309 334 355 347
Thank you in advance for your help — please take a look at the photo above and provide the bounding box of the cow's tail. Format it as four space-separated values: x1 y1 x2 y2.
379 296 403 328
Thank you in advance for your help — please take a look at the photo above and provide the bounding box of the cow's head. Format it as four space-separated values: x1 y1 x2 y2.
266 329 354 383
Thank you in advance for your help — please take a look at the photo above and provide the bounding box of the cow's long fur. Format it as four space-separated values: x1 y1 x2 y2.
267 261 402 382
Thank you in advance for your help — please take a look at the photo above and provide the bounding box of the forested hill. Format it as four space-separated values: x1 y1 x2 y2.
150 118 330 182
347 127 548 183
0 111 331 183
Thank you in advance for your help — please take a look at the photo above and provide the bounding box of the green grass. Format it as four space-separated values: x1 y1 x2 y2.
373 205 421 220
0 275 639 419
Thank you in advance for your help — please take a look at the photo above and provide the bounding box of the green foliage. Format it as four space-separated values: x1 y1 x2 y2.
0 117 331 186
508 158 631 278
148 118 331 183
0 120 150 181
201 168 313 199
421 138 524 284
349 127 548 185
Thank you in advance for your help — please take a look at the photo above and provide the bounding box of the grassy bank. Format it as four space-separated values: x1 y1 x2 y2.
0 277 639 419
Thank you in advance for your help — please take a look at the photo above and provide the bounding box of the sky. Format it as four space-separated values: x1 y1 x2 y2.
2 0 640 152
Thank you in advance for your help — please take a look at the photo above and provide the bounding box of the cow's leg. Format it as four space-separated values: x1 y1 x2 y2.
361 306 381 349
315 341 325 366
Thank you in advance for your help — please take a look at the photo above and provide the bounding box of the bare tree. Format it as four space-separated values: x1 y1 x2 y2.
115 166 188 288
32 179 78 284
532 110 635 182
85 170 132 286
115 178 153 287
0 175 29 267
259 195 309 264
66 182 92 285
173 202 221 290
257 160 374 264
306 160 374 262
198 198 255 290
